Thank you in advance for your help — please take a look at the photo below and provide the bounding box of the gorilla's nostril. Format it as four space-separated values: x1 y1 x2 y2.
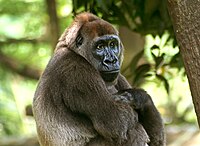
112 59 117 64
104 59 112 64
104 58 118 64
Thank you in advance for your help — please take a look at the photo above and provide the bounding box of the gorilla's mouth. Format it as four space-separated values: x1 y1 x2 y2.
100 70 119 82
100 69 120 75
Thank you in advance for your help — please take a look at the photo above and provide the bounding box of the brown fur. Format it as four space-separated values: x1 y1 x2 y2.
33 12 164 146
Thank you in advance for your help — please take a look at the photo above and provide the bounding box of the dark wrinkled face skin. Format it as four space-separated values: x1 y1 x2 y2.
92 35 121 82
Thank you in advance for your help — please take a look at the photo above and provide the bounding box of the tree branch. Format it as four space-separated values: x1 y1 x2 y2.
45 0 59 49
0 38 39 46
0 38 50 47
0 52 41 80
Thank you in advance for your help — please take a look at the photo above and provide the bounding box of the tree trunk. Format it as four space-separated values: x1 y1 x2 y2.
46 0 59 50
167 0 200 126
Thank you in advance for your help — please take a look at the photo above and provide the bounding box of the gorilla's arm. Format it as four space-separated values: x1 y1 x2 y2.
34 12 158 146
115 75 165 146
58 51 137 145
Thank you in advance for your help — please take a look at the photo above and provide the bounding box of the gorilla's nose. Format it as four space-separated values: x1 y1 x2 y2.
104 57 117 65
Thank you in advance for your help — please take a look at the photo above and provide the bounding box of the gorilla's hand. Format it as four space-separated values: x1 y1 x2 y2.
115 88 165 146
114 88 152 111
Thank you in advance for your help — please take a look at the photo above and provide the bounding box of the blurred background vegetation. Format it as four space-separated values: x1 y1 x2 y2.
0 0 199 145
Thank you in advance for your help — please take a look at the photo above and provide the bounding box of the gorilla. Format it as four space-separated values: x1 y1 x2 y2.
33 12 165 146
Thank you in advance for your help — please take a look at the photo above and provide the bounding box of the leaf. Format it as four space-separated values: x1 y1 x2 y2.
96 0 108 12
155 53 165 69
110 4 129 26
169 52 183 70
170 53 179 64
156 74 169 94
73 0 86 10
163 35 171 47
151 51 157 63
150 45 165 69
150 45 160 62
135 64 151 74
130 50 144 73
173 38 178 48
150 44 159 50
133 64 151 85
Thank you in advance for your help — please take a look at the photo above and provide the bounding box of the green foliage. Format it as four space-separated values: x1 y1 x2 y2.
0 0 51 136
0 70 23 136
0 0 46 39
72 0 174 36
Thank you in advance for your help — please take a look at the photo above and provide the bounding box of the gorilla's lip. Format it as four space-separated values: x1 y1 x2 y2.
100 70 120 74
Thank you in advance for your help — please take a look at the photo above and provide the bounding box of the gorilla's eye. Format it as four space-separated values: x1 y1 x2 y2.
96 44 104 50
110 41 117 48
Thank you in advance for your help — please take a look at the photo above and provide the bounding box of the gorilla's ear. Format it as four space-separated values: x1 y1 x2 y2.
75 33 84 48
55 12 99 51
55 22 83 51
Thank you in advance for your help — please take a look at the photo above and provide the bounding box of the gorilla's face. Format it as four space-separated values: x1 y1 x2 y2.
72 17 123 83
92 35 122 82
